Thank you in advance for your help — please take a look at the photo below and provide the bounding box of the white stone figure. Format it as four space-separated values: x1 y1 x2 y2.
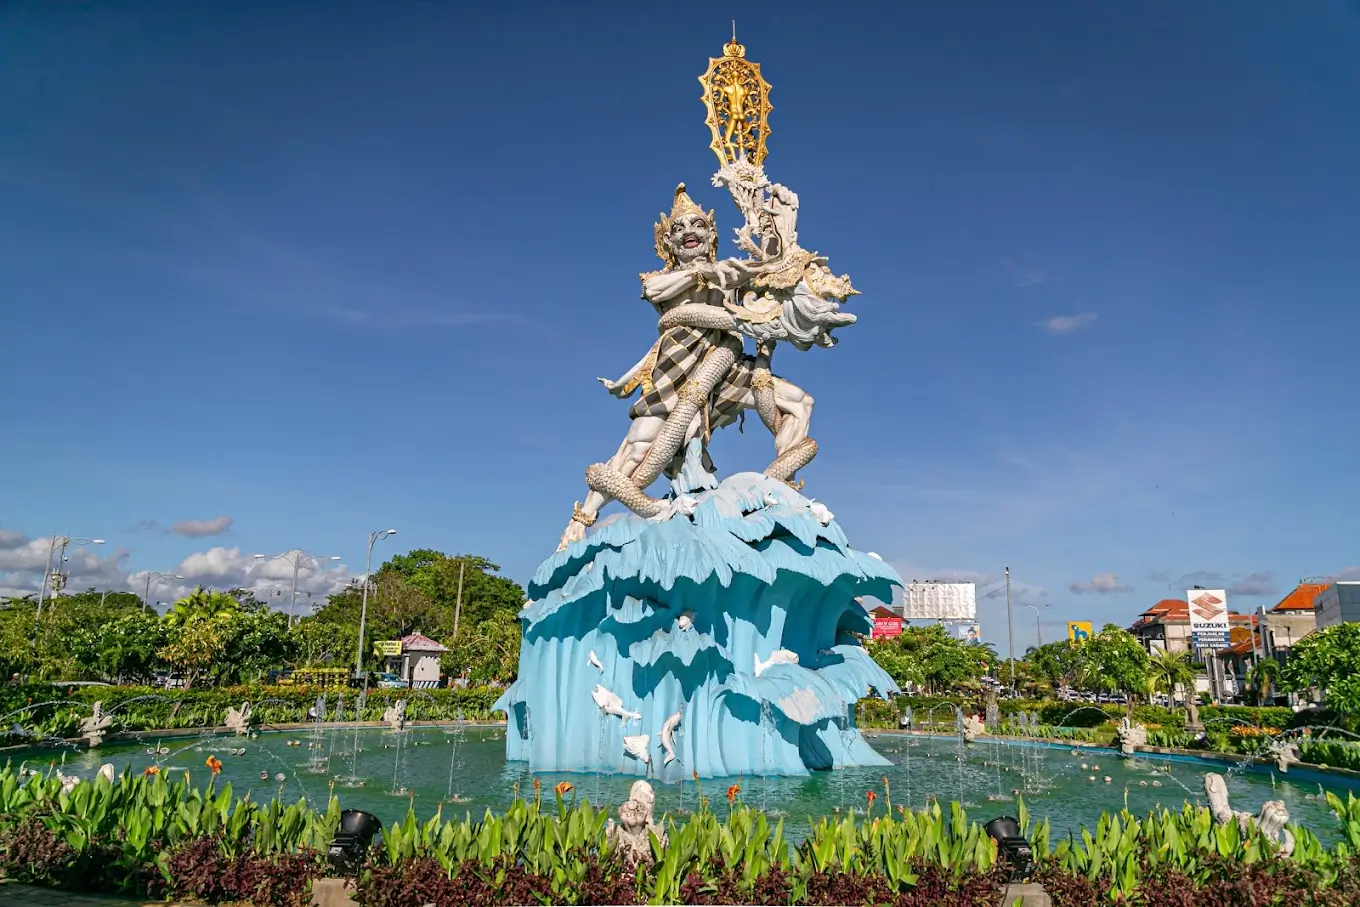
1204 772 1295 857
754 649 799 677
1117 717 1148 756
660 711 683 765
558 166 859 550
97 763 116 783
592 684 642 722
78 701 114 748
588 650 604 672
961 714 985 743
57 771 80 794
623 734 652 766
1270 739 1301 773
381 699 406 731
807 501 834 525
224 701 253 736
605 780 668 867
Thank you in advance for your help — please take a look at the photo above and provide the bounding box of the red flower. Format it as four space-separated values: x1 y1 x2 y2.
554 781 573 796
205 756 222 776
726 784 740 804
143 765 160 776
866 790 877 806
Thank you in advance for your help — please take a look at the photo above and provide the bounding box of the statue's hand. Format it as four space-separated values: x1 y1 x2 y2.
597 376 631 398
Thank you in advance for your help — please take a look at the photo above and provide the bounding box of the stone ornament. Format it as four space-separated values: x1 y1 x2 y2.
1117 717 1147 756
1204 772 1295 857
381 699 406 731
225 701 253 736
605 780 668 867
78 701 113 748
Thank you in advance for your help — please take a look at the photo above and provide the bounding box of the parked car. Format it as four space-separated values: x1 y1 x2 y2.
374 672 406 689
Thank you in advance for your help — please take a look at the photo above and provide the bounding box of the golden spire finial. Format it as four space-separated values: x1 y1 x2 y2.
699 31 771 166
669 183 703 219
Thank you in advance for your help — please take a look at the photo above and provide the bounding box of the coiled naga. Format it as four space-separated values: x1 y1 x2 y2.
557 162 859 551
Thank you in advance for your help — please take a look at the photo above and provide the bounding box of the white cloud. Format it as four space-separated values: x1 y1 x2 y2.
0 529 28 549
0 535 130 599
172 515 233 538
1174 570 1278 598
1068 572 1133 595
1038 312 1097 334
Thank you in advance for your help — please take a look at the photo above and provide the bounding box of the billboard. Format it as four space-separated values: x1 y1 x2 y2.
872 615 903 639
958 624 981 644
374 640 403 657
1188 589 1230 650
903 582 977 621
1067 621 1093 644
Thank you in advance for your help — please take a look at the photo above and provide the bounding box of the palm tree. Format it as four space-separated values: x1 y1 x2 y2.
164 587 240 628
1251 659 1280 706
1147 649 1196 713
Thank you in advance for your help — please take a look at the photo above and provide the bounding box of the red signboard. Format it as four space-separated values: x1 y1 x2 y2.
872 616 903 639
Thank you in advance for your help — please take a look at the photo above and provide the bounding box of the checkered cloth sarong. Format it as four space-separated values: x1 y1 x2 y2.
630 326 755 426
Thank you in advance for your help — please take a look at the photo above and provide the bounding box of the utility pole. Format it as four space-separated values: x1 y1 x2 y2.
452 559 466 638
355 529 397 680
1005 566 1015 690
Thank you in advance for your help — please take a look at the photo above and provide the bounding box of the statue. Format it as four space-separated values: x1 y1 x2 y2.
1117 717 1147 756
961 712 985 743
381 699 406 731
78 701 113 748
1204 772 1295 857
1269 738 1301 773
605 780 668 867
496 34 902 779
224 701 252 736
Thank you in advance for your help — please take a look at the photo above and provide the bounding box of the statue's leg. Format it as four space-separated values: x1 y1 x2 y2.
557 417 662 551
763 377 817 487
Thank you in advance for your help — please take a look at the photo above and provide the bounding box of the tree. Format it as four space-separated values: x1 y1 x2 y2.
1250 658 1279 706
1080 625 1150 710
1281 623 1360 712
868 625 996 694
1146 649 1196 712
69 611 168 683
1024 641 1084 694
158 620 226 688
290 618 357 669
165 588 241 628
383 550 525 634
443 611 521 684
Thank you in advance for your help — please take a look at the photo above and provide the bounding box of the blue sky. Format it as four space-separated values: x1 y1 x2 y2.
2 1 1358 647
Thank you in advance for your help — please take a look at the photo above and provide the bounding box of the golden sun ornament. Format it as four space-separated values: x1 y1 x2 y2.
698 25 773 167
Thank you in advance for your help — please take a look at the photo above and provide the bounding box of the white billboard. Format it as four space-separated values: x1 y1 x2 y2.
1187 588 1230 650
903 582 977 621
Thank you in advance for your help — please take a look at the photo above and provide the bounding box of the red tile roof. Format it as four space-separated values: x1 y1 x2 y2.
400 633 449 653
1270 582 1329 613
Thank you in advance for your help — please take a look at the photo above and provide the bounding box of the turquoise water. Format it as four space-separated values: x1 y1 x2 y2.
10 726 1351 845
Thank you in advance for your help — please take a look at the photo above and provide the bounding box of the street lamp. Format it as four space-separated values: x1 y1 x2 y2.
36 535 105 619
142 572 185 613
356 530 398 680
1023 603 1047 649
252 550 342 627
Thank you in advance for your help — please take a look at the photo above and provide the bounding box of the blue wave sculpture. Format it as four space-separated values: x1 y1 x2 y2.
494 443 901 779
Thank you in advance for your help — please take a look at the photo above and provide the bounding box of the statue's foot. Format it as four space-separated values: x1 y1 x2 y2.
764 437 818 484
557 520 586 552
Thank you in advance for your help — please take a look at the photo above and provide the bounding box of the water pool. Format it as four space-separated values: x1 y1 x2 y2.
10 726 1349 845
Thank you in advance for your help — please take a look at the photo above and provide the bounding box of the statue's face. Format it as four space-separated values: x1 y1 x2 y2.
667 213 713 265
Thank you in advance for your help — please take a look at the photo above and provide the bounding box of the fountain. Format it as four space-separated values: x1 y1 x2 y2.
224 701 252 736
1117 717 1148 756
77 701 113 748
495 35 899 781
382 699 406 732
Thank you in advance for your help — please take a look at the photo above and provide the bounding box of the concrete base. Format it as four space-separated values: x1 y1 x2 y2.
1000 882 1051 907
310 879 358 907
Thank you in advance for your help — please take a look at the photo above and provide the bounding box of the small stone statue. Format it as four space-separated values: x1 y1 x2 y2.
605 780 667 867
78 701 113 748
1117 717 1148 756
1204 772 1295 857
961 714 984 743
1269 739 1301 773
225 701 253 736
382 699 406 731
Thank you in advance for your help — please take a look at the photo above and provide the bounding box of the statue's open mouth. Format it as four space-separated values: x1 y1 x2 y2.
681 233 701 249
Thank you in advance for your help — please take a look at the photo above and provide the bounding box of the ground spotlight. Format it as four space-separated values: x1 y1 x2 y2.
984 815 1033 881
327 809 382 876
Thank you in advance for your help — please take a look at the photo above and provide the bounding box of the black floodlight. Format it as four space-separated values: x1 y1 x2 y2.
327 809 382 876
984 815 1033 881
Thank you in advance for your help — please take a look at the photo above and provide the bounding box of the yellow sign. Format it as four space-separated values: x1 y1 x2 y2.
1067 621 1093 644
374 641 402 657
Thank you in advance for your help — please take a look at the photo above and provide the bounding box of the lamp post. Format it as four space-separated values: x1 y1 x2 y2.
36 535 105 619
142 572 185 613
1023 603 1046 649
355 529 398 680
1005 566 1015 689
252 550 342 627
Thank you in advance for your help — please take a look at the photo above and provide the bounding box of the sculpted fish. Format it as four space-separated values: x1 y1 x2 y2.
754 649 800 677
661 711 683 765
592 684 641 722
623 734 652 765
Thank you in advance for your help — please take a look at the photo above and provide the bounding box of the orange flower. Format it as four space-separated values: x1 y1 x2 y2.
143 765 160 776
205 756 222 775
726 783 740 804
533 777 541 792
555 781 574 796
866 790 877 806
692 770 700 782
